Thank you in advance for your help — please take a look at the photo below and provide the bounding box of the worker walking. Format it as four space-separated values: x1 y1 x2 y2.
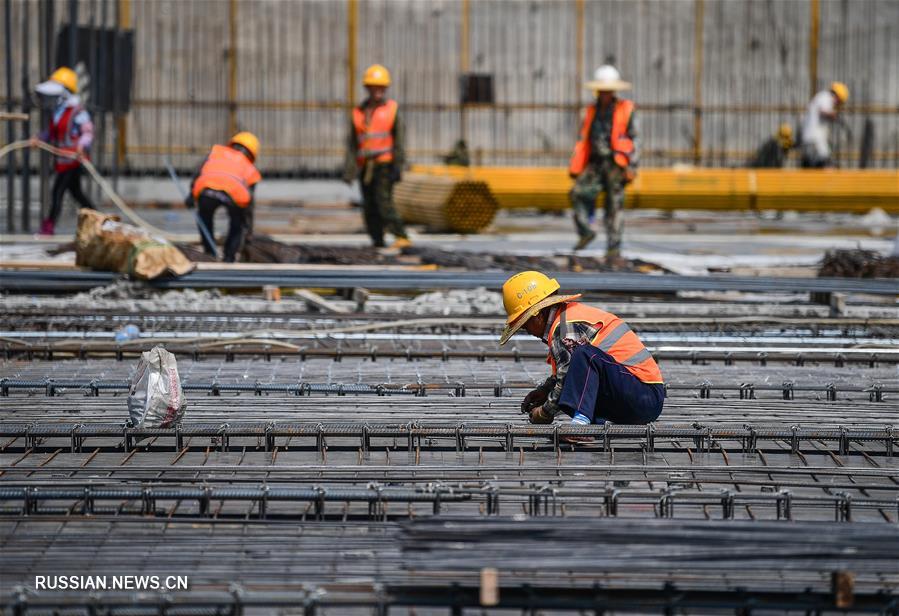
799 82 849 168
32 67 96 235
568 65 639 257
186 132 262 263
749 124 794 168
343 64 411 249
499 271 664 441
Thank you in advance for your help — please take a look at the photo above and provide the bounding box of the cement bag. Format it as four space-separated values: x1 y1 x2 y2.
128 346 186 428
75 209 195 280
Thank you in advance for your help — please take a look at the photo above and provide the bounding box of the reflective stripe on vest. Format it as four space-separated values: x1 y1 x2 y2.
192 144 262 208
547 302 663 384
568 98 635 176
352 99 398 167
50 106 82 173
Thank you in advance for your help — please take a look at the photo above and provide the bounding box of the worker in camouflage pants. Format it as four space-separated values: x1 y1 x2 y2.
568 65 639 257
343 64 411 249
570 161 626 254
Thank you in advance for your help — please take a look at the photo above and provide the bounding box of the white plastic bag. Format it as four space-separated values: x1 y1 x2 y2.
128 346 186 428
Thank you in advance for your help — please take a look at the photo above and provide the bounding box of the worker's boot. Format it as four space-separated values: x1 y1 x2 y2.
391 237 412 250
39 219 55 236
573 230 596 251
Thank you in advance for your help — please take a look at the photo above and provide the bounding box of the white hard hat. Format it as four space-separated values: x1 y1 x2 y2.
584 64 631 92
35 80 67 97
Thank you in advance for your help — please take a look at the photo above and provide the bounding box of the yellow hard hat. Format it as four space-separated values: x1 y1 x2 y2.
777 123 794 149
499 271 581 346
50 67 78 93
229 131 260 161
363 64 391 87
831 81 849 103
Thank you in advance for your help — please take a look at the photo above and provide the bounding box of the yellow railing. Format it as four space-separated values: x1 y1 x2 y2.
411 166 899 214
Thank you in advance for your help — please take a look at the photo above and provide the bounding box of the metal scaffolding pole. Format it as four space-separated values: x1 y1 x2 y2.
5 0 16 234
19 0 32 232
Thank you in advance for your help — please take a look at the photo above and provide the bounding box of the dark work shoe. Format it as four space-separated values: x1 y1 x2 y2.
573 231 596 251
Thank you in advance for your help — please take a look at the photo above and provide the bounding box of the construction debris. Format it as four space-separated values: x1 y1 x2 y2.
242 234 389 265
819 248 899 278
75 209 194 279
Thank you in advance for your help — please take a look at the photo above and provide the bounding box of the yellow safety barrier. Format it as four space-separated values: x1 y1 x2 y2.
411 165 899 214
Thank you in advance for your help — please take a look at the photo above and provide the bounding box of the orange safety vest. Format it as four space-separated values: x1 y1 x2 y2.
192 144 262 208
568 99 635 176
546 302 663 384
352 99 398 167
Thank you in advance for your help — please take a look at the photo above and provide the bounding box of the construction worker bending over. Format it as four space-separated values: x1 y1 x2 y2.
750 124 794 168
32 67 96 235
568 65 639 257
499 271 664 441
186 132 262 263
799 82 849 168
343 64 411 249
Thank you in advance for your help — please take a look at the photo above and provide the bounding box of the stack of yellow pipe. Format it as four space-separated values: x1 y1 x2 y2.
393 173 499 233
411 165 899 214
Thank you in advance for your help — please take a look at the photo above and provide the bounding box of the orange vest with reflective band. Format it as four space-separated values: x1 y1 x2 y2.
192 144 262 208
352 99 398 167
547 302 663 384
568 99 635 176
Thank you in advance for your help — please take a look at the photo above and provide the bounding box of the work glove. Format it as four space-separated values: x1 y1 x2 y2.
389 164 402 183
520 388 549 414
528 406 554 425
183 195 195 209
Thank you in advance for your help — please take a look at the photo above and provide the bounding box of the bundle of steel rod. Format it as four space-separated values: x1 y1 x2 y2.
4 393 897 425
2 376 895 401
4 268 898 295
6 301 897 322
1 481 897 523
2 518 898 613
5 344 898 368
3 417 896 456
393 173 499 233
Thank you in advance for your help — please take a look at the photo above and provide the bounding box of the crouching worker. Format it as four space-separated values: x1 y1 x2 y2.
186 132 262 262
499 271 664 440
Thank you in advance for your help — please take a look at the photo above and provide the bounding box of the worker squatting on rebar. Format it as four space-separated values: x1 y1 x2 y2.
30 67 96 236
343 64 411 249
184 132 262 263
568 64 639 258
499 271 664 444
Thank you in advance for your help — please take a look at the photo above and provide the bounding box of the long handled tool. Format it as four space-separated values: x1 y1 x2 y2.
163 155 219 259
